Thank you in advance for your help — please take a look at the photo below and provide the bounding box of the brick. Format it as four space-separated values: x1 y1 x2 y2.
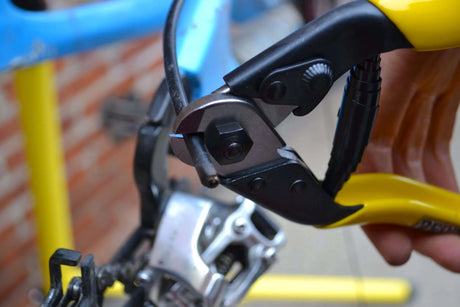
0 167 29 209
0 193 32 237
0 234 34 272
2 289 32 307
82 94 108 118
15 208 36 241
24 251 41 290
0 103 18 125
0 72 12 83
59 76 113 124
0 34 168 306
0 182 27 212
56 57 88 90
73 184 130 252
123 39 163 76
109 183 139 215
82 47 122 73
1 77 16 102
0 258 29 305
72 152 136 217
0 133 25 164
66 162 88 189
81 180 143 263
132 64 164 101
64 129 106 166
111 75 136 97
58 64 107 103
65 132 125 184
62 113 100 151
95 137 125 166
84 222 136 264
0 118 20 143
75 215 113 253
120 35 160 62
72 213 94 240
96 142 125 168
0 223 15 253
6 147 26 171
69 171 114 212
168 156 201 192
54 58 67 72
59 41 163 124
98 178 136 213
0 231 34 274
102 135 135 162
68 141 134 212
60 111 74 133
76 182 138 260
0 88 18 123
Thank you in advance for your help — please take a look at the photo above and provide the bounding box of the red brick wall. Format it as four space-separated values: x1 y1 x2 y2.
0 34 166 306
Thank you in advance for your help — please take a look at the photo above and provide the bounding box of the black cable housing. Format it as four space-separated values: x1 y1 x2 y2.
163 0 188 115
322 55 382 197
163 0 220 188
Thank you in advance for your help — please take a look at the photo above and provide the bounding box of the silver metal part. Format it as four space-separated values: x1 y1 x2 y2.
145 192 285 307
251 97 294 127
232 217 247 235
212 87 293 126
170 93 285 176
212 85 231 94
135 268 156 287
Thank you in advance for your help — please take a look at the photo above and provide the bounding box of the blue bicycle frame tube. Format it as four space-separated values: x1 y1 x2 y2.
1 0 239 98
1 0 280 97
176 0 282 98
0 0 173 71
176 0 238 99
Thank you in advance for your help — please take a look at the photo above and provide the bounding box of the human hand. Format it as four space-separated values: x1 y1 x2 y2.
357 48 460 271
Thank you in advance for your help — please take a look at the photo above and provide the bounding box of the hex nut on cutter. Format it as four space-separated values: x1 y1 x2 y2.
205 121 253 165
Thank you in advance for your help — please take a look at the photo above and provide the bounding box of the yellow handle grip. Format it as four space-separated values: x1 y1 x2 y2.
322 173 460 231
368 0 460 51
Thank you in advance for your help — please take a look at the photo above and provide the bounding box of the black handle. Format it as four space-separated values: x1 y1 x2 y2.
224 0 410 115
323 56 381 196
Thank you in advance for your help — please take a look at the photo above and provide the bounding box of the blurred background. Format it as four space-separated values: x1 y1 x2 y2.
0 0 459 306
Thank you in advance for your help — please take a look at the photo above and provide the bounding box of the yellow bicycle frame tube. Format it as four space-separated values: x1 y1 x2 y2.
323 173 460 230
245 275 411 304
14 62 74 290
368 0 460 51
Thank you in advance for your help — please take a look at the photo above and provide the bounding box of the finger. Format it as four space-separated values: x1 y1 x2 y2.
413 49 460 92
409 230 460 273
361 224 412 266
391 49 460 182
357 51 418 173
392 91 435 181
357 142 393 173
369 50 419 146
423 57 460 192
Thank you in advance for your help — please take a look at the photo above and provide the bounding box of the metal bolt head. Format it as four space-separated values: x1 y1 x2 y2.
249 177 265 192
289 179 307 194
262 247 278 264
205 121 253 165
262 80 287 102
68 278 82 299
234 195 245 205
224 141 244 160
233 217 247 235
203 217 222 243
302 62 333 96
206 175 220 189
134 268 154 287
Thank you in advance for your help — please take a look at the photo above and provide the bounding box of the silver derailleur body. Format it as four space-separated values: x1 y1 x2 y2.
137 192 285 307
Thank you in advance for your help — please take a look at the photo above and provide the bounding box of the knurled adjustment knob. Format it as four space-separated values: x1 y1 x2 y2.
302 62 333 95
